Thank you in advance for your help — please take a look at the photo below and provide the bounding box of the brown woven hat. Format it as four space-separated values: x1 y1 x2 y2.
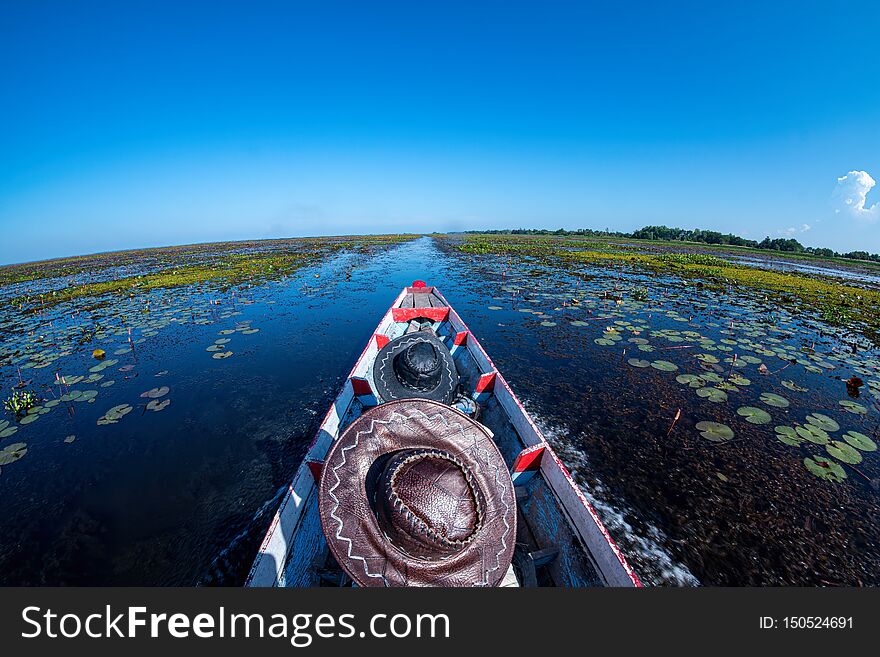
318 399 516 587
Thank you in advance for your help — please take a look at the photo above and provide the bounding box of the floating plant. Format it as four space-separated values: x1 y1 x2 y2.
736 406 772 425
774 426 802 446
806 413 839 432
651 360 678 372
803 457 846 483
796 424 830 445
695 421 734 442
627 358 650 368
843 431 877 452
140 386 169 399
0 441 28 465
826 440 862 465
696 387 727 403
676 374 705 388
146 399 171 412
759 392 789 408
97 404 133 425
212 351 233 359
838 400 867 415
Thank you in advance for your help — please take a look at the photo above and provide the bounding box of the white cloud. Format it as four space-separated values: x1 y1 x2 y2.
832 170 879 222
776 223 811 237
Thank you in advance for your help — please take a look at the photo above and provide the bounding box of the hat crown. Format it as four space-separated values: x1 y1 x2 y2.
379 450 483 559
394 341 442 391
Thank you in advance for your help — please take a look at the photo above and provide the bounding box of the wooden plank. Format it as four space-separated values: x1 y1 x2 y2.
412 292 430 308
401 293 415 308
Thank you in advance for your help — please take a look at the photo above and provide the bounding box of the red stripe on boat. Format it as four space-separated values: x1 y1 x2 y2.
475 372 496 393
513 444 545 473
374 334 390 349
453 331 469 346
350 376 373 396
306 460 323 482
392 307 450 322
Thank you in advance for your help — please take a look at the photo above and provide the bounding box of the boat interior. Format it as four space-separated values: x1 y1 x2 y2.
247 284 635 588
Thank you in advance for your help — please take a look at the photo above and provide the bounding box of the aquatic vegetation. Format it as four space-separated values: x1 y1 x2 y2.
774 426 802 446
627 358 651 368
0 442 27 466
0 420 18 438
826 440 863 465
454 233 880 343
843 430 877 451
676 374 705 388
696 387 727 403
140 386 169 399
6 234 417 310
806 413 839 432
803 457 847 482
695 421 734 442
796 424 830 444
146 399 171 412
97 404 133 426
650 360 678 372
759 392 789 408
4 390 42 418
839 399 867 415
736 406 772 424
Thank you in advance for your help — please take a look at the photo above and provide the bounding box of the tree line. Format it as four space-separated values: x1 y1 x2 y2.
466 225 880 264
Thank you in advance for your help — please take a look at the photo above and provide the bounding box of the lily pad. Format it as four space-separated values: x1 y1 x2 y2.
796 424 830 445
774 425 803 446
146 399 171 412
212 351 233 359
64 435 76 444
759 392 789 408
140 386 169 399
803 457 846 482
651 360 678 372
737 406 771 425
627 358 650 368
676 374 705 388
781 380 808 392
695 421 734 442
839 400 868 415
842 431 877 452
0 442 28 465
696 387 728 403
826 440 863 465
806 414 839 432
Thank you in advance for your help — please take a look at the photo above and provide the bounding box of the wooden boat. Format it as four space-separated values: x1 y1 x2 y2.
247 282 641 587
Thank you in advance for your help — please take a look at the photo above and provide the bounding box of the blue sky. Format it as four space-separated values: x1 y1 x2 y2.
1 1 879 264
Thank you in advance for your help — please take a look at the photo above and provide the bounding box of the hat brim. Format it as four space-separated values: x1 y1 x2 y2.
373 332 460 404
318 399 516 587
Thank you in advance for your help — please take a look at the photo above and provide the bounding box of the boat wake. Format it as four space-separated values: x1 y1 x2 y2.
525 405 700 587
198 483 290 586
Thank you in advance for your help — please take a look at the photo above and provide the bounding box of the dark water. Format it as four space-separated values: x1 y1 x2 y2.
1 237 878 586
